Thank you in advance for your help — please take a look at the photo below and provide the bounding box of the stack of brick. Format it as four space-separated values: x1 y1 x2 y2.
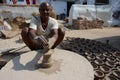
72 16 104 29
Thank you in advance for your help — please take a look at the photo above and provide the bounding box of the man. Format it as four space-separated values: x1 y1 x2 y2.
21 2 65 68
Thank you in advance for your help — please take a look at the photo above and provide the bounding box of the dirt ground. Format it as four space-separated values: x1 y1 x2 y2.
0 27 120 80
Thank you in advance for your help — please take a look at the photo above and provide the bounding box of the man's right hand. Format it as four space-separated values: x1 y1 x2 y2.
33 35 49 50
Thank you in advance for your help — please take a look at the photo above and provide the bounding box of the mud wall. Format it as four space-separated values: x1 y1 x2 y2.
0 4 39 19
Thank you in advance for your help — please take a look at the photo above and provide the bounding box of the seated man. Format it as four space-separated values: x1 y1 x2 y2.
21 2 65 68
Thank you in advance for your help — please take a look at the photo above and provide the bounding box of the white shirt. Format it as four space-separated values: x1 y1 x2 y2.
29 16 58 38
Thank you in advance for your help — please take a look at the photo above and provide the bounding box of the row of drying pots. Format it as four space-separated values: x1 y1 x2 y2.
94 69 120 80
62 38 120 80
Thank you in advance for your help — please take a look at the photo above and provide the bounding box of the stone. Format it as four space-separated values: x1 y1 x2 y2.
0 49 94 80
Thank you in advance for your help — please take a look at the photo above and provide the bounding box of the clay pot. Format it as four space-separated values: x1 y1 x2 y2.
116 57 120 62
91 62 99 70
100 65 111 74
103 52 111 58
94 70 105 79
93 53 102 57
92 49 100 53
106 57 116 63
84 52 92 56
79 38 86 42
86 54 96 61
105 74 119 80
96 55 105 61
112 70 120 79
117 66 120 71
95 59 104 66
85 39 91 43
74 38 80 42
71 46 78 51
105 61 115 68
66 37 73 41
90 40 97 45
103 47 110 52
67 43 73 49
112 52 120 58
95 48 104 53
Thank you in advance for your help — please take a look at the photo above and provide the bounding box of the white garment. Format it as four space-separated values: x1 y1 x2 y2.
29 16 58 38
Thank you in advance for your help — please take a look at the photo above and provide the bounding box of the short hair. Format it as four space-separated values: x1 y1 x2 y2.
39 2 50 11
39 2 56 19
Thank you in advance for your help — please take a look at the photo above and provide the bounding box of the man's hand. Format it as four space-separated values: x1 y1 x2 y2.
34 35 49 49
38 35 49 50
48 29 58 49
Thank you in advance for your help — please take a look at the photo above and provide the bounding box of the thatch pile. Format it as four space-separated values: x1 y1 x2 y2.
72 16 104 29
0 16 29 39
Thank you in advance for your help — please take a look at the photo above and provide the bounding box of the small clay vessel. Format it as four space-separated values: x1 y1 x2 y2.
93 52 102 57
85 52 92 56
95 59 104 66
117 66 120 71
112 70 120 79
100 65 111 74
106 57 116 63
116 57 120 62
103 52 111 58
86 54 96 61
112 52 120 58
94 70 105 79
105 61 115 68
91 62 99 70
105 74 119 80
96 55 105 61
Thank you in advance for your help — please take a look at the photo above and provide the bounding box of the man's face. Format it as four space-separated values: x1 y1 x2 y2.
39 4 50 18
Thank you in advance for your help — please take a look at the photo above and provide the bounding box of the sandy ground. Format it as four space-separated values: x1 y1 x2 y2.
0 27 120 80
65 27 120 50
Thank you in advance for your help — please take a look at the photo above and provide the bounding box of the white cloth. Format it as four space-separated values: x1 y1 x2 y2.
29 16 58 38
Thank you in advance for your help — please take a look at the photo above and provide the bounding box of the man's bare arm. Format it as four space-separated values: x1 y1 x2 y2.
28 28 48 47
48 29 58 49
28 28 37 43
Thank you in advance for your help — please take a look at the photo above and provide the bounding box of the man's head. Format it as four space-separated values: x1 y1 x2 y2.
39 2 51 18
